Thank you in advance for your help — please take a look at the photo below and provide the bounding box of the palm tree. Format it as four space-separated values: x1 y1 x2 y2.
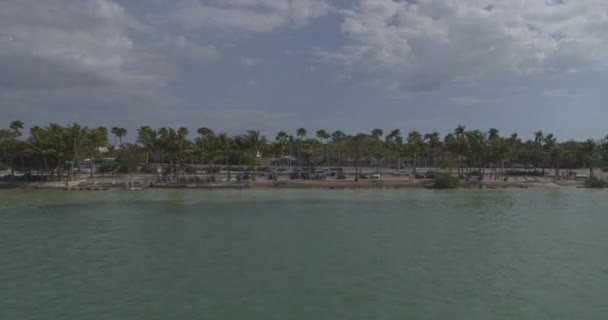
296 128 307 140
352 134 367 181
215 133 234 181
454 125 467 176
444 133 458 174
296 128 307 168
316 129 330 164
111 127 127 148
581 139 598 176
137 126 158 168
424 132 441 167
28 126 50 181
9 121 25 177
47 124 67 181
371 129 383 141
242 130 267 159
301 139 321 180
175 127 192 179
385 129 402 170
111 127 120 147
331 130 346 167
275 131 289 168
464 130 486 176
407 131 423 175
196 127 214 169
65 124 90 181
87 127 109 178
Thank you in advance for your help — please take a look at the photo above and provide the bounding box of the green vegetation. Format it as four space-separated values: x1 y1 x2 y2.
431 172 460 189
1 121 608 183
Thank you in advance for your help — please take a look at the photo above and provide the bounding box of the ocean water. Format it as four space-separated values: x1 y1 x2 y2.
1 189 607 319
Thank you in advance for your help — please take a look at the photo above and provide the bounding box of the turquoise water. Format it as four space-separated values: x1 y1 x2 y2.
1 189 608 319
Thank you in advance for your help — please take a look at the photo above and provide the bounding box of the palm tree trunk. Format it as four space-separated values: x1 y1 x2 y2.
355 145 359 182
90 158 95 178
41 154 48 182
19 153 26 182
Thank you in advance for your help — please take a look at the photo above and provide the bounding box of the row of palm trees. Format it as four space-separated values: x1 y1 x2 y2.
1 121 608 181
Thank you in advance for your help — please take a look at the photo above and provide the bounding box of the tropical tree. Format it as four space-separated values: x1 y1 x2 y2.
385 129 402 170
301 139 321 179
65 123 90 181
371 129 383 141
296 128 307 167
111 127 127 147
331 130 346 167
28 126 50 180
424 132 441 167
242 130 267 160
9 121 25 177
316 129 330 164
214 133 234 181
87 126 109 178
275 131 289 168
407 131 423 174
581 139 598 176
195 127 214 168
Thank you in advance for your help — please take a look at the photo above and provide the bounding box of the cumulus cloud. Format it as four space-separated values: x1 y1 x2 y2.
0 0 155 89
239 57 263 67
169 0 332 33
451 96 492 105
0 0 223 91
317 0 608 91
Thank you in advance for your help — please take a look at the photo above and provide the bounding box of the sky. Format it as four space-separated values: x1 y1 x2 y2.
1 0 608 141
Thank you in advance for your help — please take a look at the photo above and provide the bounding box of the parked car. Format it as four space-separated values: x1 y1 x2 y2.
290 171 302 179
414 172 426 179
290 170 310 179
319 168 336 176
392 170 409 176
336 171 347 179
236 172 253 181
313 171 327 180
370 174 381 180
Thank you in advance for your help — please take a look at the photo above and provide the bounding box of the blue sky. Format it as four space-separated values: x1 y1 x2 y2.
1 0 608 140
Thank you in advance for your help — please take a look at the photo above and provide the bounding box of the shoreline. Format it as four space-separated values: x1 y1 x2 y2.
0 178 590 191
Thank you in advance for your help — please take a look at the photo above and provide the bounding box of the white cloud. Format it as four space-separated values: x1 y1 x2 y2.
170 0 331 33
0 0 155 89
540 90 580 98
161 36 220 63
0 0 223 91
317 0 608 91
239 57 263 67
451 97 492 105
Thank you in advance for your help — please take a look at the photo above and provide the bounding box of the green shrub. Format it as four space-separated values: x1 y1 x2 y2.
585 176 606 188
431 172 460 189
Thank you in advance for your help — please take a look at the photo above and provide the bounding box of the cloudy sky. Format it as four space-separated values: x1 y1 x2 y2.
1 0 608 140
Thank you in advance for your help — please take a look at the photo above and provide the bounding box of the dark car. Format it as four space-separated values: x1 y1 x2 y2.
237 172 254 181
414 172 426 179
313 171 327 180
290 170 306 179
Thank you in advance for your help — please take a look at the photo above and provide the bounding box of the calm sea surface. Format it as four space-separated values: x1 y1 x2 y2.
1 189 608 319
